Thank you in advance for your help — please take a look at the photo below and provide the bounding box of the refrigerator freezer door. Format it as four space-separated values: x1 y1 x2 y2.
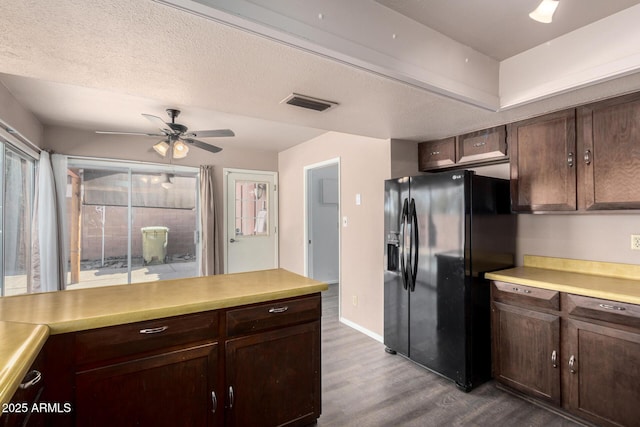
408 172 468 386
384 178 409 356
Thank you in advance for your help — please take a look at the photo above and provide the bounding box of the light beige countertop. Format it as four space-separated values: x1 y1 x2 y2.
0 321 49 411
486 255 640 304
0 268 327 409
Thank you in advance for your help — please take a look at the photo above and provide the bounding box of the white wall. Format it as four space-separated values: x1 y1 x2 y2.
0 82 43 147
279 131 390 337
517 214 640 266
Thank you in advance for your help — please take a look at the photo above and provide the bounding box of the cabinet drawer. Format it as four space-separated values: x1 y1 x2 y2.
226 294 321 337
566 294 640 328
75 311 219 366
418 137 456 170
457 125 507 164
491 281 560 311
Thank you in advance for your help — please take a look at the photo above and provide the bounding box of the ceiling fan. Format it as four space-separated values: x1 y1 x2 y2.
96 108 234 159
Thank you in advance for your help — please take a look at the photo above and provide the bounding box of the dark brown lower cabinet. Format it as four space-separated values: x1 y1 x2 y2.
75 344 218 427
491 282 640 427
1 353 46 427
564 319 640 427
225 322 321 427
491 301 561 405
35 293 322 427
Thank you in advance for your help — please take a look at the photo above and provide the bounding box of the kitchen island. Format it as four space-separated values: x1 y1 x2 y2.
0 268 327 426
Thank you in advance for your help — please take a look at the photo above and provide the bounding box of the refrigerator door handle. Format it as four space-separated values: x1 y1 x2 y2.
399 198 409 290
409 199 419 292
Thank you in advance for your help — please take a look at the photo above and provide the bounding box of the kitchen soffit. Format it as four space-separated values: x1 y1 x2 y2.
154 0 640 111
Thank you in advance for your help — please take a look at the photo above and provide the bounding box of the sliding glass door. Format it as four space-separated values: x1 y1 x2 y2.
0 145 35 296
65 159 199 290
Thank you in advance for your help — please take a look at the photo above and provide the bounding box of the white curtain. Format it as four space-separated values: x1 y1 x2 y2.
52 154 68 288
30 151 60 292
199 165 220 275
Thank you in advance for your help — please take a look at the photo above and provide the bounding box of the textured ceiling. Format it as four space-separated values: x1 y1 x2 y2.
1 0 640 152
376 0 640 60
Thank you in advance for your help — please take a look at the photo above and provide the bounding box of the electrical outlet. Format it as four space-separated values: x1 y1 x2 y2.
632 234 640 250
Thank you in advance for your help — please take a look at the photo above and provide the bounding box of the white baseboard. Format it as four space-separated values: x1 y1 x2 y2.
339 317 383 343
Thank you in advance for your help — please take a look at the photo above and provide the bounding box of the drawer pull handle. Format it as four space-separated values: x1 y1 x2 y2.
473 142 486 148
269 306 289 314
211 391 217 414
551 350 557 368
511 287 531 294
598 303 625 311
584 149 592 165
569 355 577 374
567 152 574 168
139 326 169 334
19 370 42 389
430 151 440 156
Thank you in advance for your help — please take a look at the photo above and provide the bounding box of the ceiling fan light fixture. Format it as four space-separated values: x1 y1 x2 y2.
529 0 559 23
173 140 189 159
153 140 170 157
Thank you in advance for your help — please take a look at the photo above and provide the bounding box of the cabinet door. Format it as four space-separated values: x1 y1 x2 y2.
564 319 640 427
457 125 507 165
577 92 640 210
509 109 577 212
75 343 218 427
491 302 561 404
225 322 320 427
418 137 456 170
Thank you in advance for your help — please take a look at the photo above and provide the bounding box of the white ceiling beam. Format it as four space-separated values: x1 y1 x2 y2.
153 0 500 110
499 4 640 109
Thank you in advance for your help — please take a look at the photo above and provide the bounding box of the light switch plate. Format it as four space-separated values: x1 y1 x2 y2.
631 234 640 250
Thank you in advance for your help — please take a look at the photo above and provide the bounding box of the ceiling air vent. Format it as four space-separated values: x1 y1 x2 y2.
281 93 338 112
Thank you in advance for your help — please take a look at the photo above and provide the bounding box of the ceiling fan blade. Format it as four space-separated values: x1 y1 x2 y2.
142 114 174 134
183 138 223 153
95 130 165 136
184 129 235 138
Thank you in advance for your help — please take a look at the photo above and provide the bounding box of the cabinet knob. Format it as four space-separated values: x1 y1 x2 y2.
551 350 558 368
569 355 577 374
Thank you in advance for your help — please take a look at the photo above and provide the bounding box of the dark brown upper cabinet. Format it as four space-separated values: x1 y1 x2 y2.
418 126 509 172
418 137 456 170
508 109 577 212
457 125 508 165
577 91 640 210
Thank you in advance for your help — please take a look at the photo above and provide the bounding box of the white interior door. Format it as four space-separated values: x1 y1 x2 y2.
224 169 278 273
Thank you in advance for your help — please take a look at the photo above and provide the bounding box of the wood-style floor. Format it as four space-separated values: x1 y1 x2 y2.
316 284 582 427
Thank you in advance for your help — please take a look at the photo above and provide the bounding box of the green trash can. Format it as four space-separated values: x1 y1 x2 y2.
141 226 169 265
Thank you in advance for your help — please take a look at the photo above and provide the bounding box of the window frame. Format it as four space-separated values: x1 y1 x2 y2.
65 157 201 288
0 138 36 297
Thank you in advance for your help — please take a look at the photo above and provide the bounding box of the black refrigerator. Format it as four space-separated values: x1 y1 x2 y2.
384 170 516 391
